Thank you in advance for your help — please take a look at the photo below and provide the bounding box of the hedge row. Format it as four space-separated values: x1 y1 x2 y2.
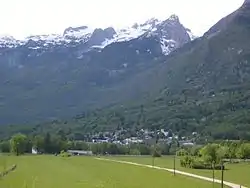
180 156 224 170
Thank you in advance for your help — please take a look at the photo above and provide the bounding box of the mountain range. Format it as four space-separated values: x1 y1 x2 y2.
0 14 193 52
0 14 193 125
1 0 250 140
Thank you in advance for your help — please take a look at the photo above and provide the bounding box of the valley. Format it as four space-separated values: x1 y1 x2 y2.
1 1 250 188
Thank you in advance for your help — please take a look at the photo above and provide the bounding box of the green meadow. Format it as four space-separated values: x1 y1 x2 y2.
0 155 223 188
112 156 250 187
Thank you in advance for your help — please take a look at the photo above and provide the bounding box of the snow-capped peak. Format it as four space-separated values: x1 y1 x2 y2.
0 34 20 48
168 14 179 22
92 18 161 48
63 26 94 39
0 35 15 41
142 18 160 27
0 14 193 55
26 34 62 42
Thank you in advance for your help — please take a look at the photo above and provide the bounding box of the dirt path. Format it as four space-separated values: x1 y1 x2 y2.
95 157 247 188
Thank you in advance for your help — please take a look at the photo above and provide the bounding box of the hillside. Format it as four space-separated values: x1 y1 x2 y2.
0 15 191 125
1 1 250 140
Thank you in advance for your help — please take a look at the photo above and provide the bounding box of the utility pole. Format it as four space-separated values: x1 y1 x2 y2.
152 153 155 167
212 161 215 188
152 134 156 167
173 154 176 176
221 161 224 188
152 141 155 167
152 132 159 167
173 138 177 176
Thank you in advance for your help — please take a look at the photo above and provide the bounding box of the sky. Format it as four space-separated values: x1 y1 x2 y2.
0 0 244 39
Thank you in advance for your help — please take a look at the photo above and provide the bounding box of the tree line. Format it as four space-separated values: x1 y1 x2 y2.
1 133 250 162
178 141 250 170
0 133 175 156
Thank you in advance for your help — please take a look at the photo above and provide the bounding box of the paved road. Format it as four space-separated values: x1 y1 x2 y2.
95 157 247 188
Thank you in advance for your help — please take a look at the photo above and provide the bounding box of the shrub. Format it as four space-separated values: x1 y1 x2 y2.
190 160 210 169
180 159 186 167
59 150 71 157
181 156 225 170
177 149 188 156
152 150 161 157
180 155 194 168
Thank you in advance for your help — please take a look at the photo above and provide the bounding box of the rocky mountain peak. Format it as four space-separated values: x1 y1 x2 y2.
142 18 160 27
155 14 190 47
64 26 88 33
242 0 250 9
103 27 116 38
244 0 250 4
0 35 15 41
88 27 116 46
132 23 139 29
0 13 195 125
63 26 92 37
205 0 250 37
0 14 193 54
168 14 180 22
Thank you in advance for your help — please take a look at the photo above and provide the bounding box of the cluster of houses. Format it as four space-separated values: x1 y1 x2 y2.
31 129 198 156
90 128 197 146
64 129 197 156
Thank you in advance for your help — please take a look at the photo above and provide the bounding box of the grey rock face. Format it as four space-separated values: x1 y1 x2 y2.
152 15 190 47
244 0 250 4
142 18 159 28
243 0 250 8
103 27 116 39
63 26 88 35
88 27 116 46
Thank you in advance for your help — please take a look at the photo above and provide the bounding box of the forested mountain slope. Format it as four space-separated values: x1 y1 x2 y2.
0 15 191 125
1 1 250 140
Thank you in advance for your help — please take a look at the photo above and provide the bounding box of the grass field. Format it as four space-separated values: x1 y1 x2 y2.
0 154 9 172
0 155 222 188
112 156 250 187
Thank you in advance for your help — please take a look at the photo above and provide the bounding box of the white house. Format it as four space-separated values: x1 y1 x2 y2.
32 147 38 154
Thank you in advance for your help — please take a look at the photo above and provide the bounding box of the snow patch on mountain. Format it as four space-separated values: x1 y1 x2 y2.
168 14 179 22
161 39 176 55
0 14 193 56
26 34 62 42
0 35 20 48
91 18 161 49
186 28 197 40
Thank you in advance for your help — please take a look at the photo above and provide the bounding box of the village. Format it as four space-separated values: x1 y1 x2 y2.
89 128 198 146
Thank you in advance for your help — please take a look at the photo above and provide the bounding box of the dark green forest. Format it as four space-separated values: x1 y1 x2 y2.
1 84 250 140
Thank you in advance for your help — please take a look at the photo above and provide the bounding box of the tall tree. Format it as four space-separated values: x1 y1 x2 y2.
0 141 10 153
10 133 28 156
44 133 52 153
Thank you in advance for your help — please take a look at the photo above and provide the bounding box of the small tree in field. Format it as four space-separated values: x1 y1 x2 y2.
10 133 28 156
236 143 250 159
200 144 220 165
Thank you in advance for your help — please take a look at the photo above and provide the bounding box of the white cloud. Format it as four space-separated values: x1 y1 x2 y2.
0 0 244 39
